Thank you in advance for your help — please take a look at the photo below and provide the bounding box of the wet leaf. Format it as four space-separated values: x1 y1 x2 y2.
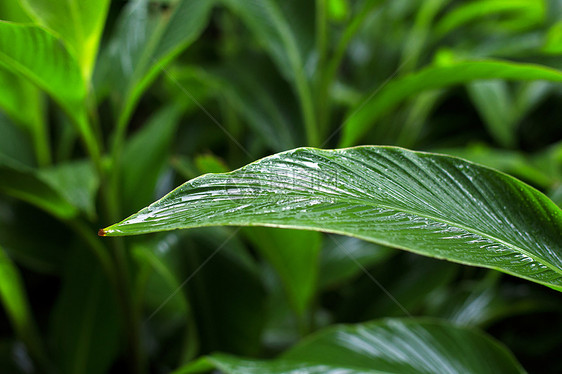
103 146 562 292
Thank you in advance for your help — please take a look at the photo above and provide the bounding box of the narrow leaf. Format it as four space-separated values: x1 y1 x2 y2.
435 0 544 36
102 147 562 292
176 318 526 374
340 60 562 147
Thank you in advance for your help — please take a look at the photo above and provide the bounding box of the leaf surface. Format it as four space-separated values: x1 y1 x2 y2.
20 0 110 79
97 0 214 129
0 245 43 360
175 318 526 374
102 146 562 291
50 248 120 374
0 155 78 219
0 22 96 158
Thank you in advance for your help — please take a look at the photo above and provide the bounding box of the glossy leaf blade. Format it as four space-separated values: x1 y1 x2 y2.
102 147 562 291
340 60 562 147
176 318 526 374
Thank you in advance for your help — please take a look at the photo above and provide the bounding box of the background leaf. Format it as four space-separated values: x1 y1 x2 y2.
0 22 97 160
0 155 78 219
245 228 322 319
20 0 110 79
177 318 526 374
0 245 45 365
121 104 183 213
340 60 562 147
50 248 121 374
97 0 215 131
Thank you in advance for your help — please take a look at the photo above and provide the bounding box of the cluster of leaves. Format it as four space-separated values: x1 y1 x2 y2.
1 0 562 373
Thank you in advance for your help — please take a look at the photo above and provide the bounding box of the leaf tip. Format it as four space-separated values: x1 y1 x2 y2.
97 228 107 237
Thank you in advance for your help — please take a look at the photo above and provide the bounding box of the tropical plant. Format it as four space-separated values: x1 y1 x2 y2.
1 0 562 373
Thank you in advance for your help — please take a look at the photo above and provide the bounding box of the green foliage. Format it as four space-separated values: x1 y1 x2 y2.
1 0 562 373
177 319 525 374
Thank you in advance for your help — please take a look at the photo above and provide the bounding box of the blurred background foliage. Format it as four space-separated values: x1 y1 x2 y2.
0 0 562 373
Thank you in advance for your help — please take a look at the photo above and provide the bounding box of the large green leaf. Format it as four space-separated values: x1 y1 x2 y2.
340 60 562 147
20 0 110 80
176 318 526 374
0 22 97 160
102 147 562 291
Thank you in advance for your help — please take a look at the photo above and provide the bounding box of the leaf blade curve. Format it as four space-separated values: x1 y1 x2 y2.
175 318 526 374
102 146 562 291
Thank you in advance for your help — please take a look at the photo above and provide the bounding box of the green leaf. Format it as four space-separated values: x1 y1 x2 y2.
0 155 78 219
467 80 516 148
245 227 321 317
20 0 110 79
102 146 562 291
436 144 555 189
340 60 562 147
0 245 44 363
176 318 526 374
0 202 71 273
0 113 35 166
435 0 544 36
319 235 393 289
50 248 121 374
344 255 458 319
0 68 48 165
38 160 100 219
121 105 182 213
98 0 214 132
0 22 97 160
132 237 197 363
179 228 267 355
544 21 562 54
220 0 318 144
